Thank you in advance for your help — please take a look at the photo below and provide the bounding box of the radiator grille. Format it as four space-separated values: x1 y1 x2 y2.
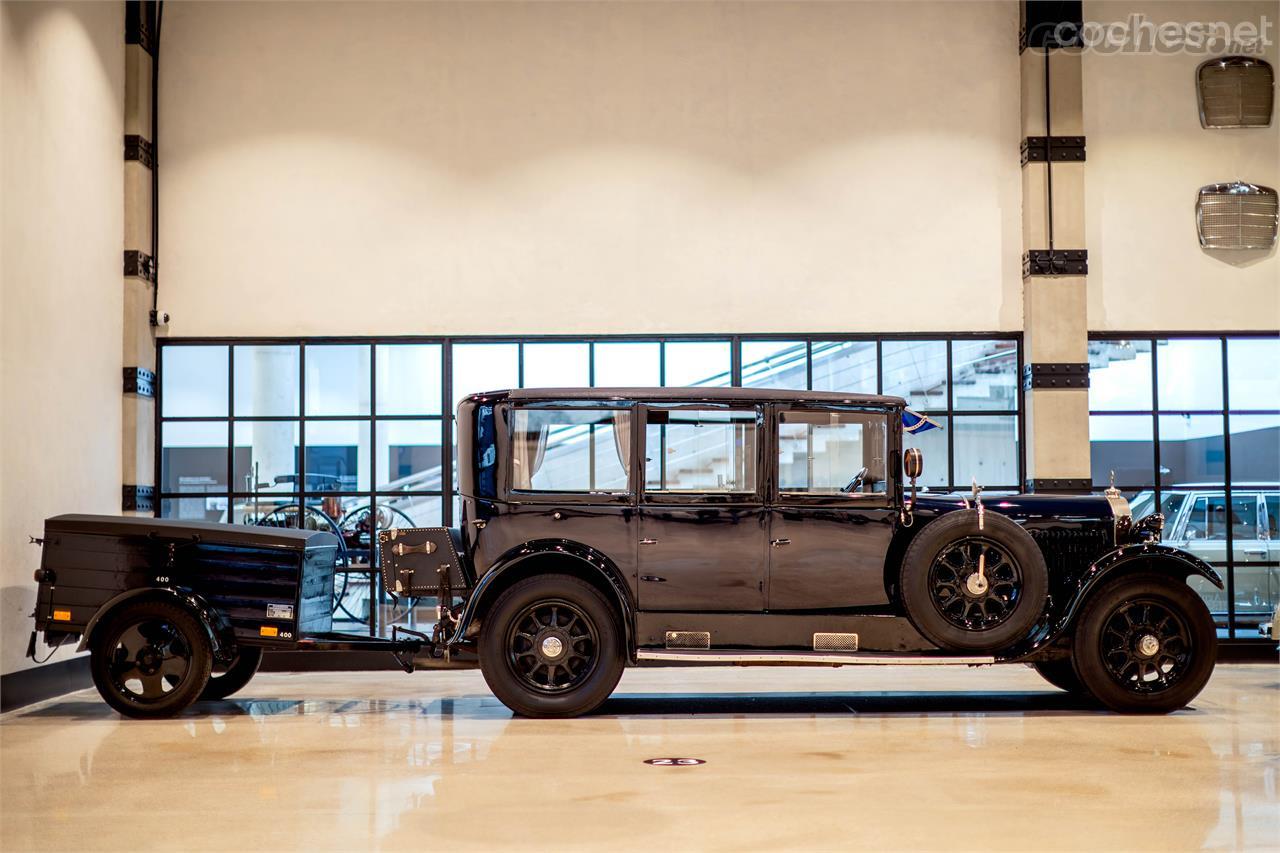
813 633 859 652
665 631 711 650
1197 183 1279 250
1197 57 1274 128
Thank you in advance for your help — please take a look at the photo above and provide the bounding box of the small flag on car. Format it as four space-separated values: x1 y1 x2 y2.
902 409 941 434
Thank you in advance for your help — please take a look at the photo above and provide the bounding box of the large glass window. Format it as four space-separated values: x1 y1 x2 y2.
1089 333 1279 638
778 410 887 495
159 334 1028 629
645 408 758 493
511 408 631 493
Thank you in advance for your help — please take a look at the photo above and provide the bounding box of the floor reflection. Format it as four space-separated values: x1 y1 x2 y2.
2 665 1275 852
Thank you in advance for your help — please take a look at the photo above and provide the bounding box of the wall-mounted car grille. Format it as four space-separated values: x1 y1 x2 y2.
1197 57 1274 128
1196 183 1279 250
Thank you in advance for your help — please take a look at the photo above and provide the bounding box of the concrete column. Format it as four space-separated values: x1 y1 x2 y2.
1020 9 1091 493
122 9 157 516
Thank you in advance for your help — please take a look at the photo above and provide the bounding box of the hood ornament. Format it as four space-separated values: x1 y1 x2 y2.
1105 469 1121 499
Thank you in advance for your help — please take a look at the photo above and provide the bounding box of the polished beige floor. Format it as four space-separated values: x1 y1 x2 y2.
2 664 1277 852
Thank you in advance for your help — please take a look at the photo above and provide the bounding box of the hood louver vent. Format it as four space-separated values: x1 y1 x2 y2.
1196 183 1279 250
1197 57 1274 128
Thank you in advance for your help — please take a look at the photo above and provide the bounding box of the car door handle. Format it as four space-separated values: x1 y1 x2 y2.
1243 548 1267 556
771 538 791 547
639 538 658 545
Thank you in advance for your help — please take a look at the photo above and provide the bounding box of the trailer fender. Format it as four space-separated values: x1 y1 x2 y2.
76 587 224 654
449 539 635 657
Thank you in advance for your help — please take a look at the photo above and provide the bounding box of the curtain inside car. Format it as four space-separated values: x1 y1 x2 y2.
512 415 549 489
612 413 631 476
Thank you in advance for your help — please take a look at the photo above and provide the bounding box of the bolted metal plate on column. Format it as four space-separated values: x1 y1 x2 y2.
123 367 156 397
1021 136 1086 165
123 250 155 282
124 135 155 169
122 484 155 513
1024 478 1091 493
1022 249 1088 277
1022 363 1089 389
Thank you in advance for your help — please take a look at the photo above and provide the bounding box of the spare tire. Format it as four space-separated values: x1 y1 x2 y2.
901 509 1049 652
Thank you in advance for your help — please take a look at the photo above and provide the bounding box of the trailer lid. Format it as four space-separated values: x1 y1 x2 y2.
45 514 339 549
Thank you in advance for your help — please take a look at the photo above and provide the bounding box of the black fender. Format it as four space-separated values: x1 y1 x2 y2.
1005 543 1222 661
449 539 636 659
75 587 225 654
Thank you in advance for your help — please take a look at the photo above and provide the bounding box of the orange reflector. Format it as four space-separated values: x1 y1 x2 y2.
52 610 71 622
259 626 279 638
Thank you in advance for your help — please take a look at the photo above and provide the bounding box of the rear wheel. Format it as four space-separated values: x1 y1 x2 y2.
1032 658 1089 695
90 600 212 719
200 646 263 700
479 574 624 718
1072 574 1216 714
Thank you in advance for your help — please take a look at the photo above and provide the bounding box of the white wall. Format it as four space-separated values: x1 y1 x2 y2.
1 2 124 676
1084 1 1280 331
158 1 1025 338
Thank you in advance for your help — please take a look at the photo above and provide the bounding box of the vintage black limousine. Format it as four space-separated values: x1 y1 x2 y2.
30 388 1220 719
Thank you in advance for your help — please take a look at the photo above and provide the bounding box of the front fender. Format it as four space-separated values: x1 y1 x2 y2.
448 539 635 656
1005 543 1221 661
76 587 223 653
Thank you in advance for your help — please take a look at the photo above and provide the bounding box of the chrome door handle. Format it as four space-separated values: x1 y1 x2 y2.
771 538 791 547
639 538 658 545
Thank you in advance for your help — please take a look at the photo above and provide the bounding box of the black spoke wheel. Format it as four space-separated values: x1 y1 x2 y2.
1073 574 1217 714
480 574 624 718
200 646 264 701
90 600 212 719
1032 659 1090 695
901 510 1049 652
506 599 600 694
928 537 1023 631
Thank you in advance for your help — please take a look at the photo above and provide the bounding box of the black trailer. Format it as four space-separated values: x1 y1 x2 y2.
28 514 463 717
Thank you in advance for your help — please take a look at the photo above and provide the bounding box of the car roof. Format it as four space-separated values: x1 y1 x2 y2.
470 387 906 407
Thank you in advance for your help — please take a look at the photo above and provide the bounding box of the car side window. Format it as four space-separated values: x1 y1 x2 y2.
644 407 758 494
778 409 888 495
510 407 632 494
1184 494 1259 540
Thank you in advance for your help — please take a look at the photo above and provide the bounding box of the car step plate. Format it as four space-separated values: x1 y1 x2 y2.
636 649 995 666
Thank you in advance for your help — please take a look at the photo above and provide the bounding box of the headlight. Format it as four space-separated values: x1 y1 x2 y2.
1135 513 1165 543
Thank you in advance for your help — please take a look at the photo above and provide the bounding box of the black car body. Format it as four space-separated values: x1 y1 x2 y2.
31 387 1222 718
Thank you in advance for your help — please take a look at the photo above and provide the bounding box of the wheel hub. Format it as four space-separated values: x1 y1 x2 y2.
965 573 990 596
540 636 565 659
1137 634 1160 658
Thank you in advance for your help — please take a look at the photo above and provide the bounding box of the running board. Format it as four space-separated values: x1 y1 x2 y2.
636 649 995 666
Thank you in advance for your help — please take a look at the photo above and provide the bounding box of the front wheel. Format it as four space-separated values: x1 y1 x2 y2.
1072 574 1217 714
1032 659 1090 695
479 574 624 718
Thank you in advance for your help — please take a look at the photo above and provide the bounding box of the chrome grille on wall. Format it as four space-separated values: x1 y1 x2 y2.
1196 183 1280 250
1197 57 1274 128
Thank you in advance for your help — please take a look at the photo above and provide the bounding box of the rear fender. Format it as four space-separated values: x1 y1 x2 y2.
449 539 635 659
76 587 225 654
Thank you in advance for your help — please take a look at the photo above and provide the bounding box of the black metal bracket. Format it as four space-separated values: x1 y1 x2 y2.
122 484 156 513
1019 1 1084 53
124 250 156 282
1025 478 1092 493
1022 249 1088 277
1021 136 1086 165
124 135 155 169
1023 362 1089 389
125 1 157 55
123 367 156 397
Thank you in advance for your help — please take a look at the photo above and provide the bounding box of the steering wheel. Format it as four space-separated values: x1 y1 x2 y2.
841 467 870 494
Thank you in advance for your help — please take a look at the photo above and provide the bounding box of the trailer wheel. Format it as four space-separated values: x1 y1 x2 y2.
901 509 1049 652
200 646 263 701
90 600 212 719
479 574 624 718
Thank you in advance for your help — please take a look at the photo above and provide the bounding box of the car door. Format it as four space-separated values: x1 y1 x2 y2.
766 404 896 610
637 404 767 612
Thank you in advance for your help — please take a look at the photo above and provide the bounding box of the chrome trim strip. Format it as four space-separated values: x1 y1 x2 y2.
636 650 995 665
